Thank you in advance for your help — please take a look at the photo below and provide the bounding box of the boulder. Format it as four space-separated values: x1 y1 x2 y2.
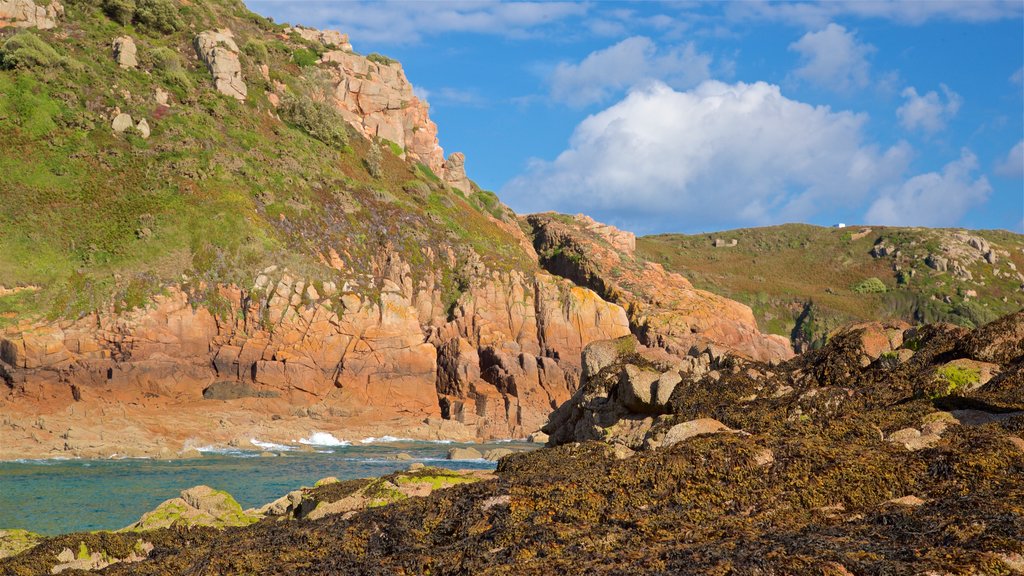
111 113 133 133
123 485 258 530
135 118 150 139
112 35 137 68
483 448 515 461
443 152 471 194
194 29 246 101
955 311 1024 364
447 446 482 460
660 418 732 448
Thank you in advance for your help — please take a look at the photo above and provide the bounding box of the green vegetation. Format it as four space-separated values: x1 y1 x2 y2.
637 224 1024 341
933 364 981 397
366 52 396 66
0 0 536 327
278 91 351 148
852 277 887 294
0 32 64 69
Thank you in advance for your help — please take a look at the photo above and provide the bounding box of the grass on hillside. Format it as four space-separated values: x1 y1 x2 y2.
0 0 531 327
638 224 1024 346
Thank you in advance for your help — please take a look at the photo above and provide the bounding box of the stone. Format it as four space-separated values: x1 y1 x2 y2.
660 418 732 447
527 431 548 444
194 29 247 101
155 87 170 106
111 113 133 133
135 118 150 139
483 448 514 461
447 446 482 460
124 485 258 530
443 152 471 194
0 0 63 29
582 336 637 380
112 35 137 68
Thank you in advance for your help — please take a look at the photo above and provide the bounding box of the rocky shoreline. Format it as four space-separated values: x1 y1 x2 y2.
2 312 1021 574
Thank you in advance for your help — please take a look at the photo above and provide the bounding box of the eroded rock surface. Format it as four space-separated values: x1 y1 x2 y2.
194 28 246 100
0 0 62 29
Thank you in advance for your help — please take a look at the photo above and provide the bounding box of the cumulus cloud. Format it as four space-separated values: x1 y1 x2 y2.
246 1 588 44
896 85 962 133
549 37 712 106
865 150 991 226
995 140 1024 178
789 23 873 92
727 0 1023 27
503 80 910 232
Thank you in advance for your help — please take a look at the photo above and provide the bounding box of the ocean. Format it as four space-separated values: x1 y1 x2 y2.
0 437 529 535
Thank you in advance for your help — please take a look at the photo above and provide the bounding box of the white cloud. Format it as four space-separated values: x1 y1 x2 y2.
549 37 712 106
727 1 1023 27
896 85 962 133
503 80 910 232
789 23 873 92
995 140 1024 178
865 149 991 226
246 1 588 44
1011 67 1024 85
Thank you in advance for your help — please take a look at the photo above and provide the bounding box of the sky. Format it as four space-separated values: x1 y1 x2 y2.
246 1 1024 235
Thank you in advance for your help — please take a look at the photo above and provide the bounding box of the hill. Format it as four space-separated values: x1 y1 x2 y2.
638 224 1024 350
0 0 787 457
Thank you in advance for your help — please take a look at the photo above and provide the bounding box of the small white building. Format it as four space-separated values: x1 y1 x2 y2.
834 223 847 229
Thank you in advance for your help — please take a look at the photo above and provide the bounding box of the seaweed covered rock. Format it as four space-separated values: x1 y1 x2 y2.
122 485 259 531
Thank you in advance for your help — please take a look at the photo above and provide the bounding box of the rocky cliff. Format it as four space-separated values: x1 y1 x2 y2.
0 0 827 458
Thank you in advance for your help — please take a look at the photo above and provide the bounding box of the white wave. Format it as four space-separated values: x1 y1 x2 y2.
250 438 296 451
297 432 350 447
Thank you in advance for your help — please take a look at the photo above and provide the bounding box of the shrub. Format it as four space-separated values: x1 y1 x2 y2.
366 52 396 66
291 48 318 67
0 32 63 69
852 277 887 294
134 0 182 34
149 46 182 71
102 0 136 26
243 40 269 64
278 92 349 149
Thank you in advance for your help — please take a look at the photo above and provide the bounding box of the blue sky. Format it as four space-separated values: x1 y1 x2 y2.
246 1 1024 235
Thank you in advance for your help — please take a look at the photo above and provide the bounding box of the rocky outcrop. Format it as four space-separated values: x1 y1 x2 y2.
194 28 246 101
443 152 471 193
317 47 444 174
0 257 631 456
0 0 62 29
527 213 793 363
285 26 351 51
545 310 1024 450
112 35 136 69
123 485 258 530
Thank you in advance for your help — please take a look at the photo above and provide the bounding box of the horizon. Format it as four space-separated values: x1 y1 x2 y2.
247 0 1024 236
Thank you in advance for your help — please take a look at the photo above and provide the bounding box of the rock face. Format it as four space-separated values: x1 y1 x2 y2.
317 48 444 174
527 213 793 363
112 35 137 69
443 152 471 193
0 261 630 456
0 0 62 29
194 28 246 101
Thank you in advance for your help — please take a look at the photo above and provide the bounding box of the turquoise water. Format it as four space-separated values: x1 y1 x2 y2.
0 440 525 535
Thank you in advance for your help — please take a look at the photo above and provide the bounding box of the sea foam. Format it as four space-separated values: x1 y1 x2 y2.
297 432 351 447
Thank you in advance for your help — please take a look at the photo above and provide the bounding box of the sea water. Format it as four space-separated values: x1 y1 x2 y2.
0 439 530 535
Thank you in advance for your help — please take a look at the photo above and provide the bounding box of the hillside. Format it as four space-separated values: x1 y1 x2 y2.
0 0 788 457
638 224 1024 350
